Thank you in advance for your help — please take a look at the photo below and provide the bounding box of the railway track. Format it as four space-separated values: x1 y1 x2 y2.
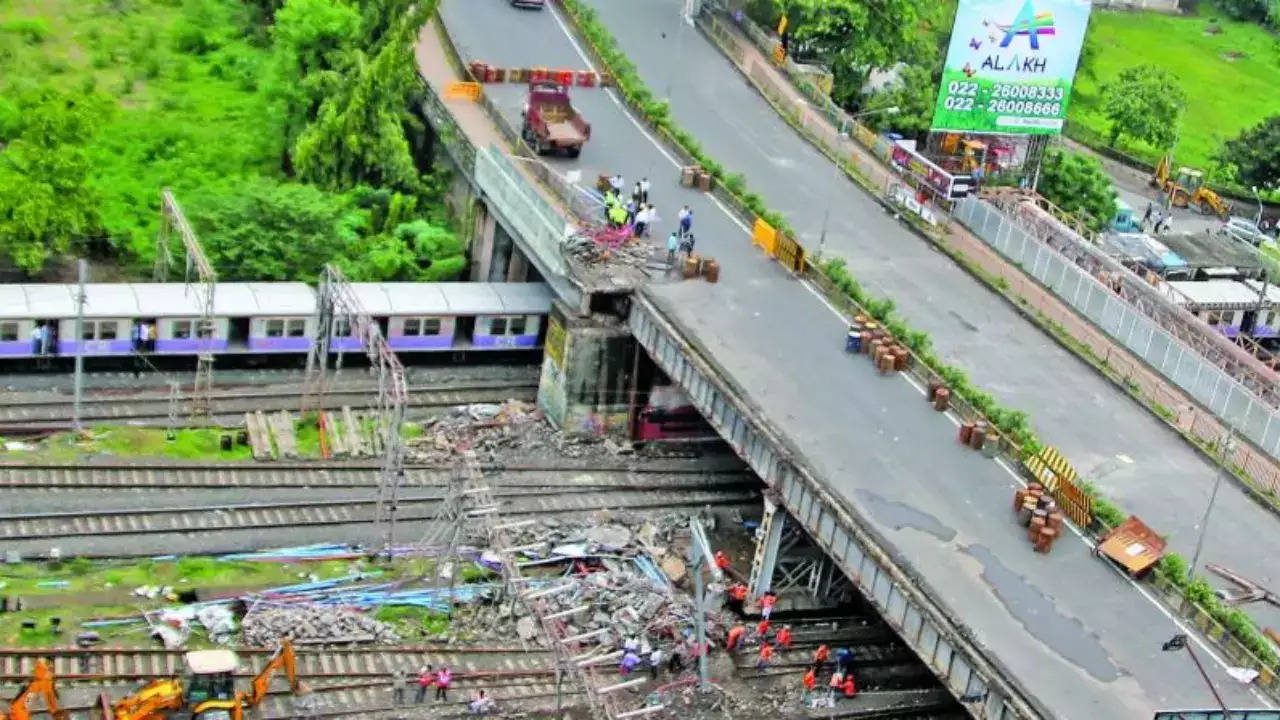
0 485 759 541
0 381 538 431
0 462 751 490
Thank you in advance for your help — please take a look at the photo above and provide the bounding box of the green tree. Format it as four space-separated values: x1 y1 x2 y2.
1037 149 1118 232
292 8 430 194
1219 115 1280 191
864 65 938 137
188 178 366 280
763 0 940 109
0 84 106 274
1100 64 1186 149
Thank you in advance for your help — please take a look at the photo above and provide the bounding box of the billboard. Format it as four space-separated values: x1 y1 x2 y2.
931 0 1092 135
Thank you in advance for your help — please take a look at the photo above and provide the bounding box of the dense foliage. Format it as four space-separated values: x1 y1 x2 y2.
1219 115 1280 191
1037 149 1118 231
1210 0 1279 30
742 0 949 135
0 0 463 282
1100 64 1186 149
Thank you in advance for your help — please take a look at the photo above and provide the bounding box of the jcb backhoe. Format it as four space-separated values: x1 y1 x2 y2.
1151 153 1232 219
106 640 298 720
1 660 63 720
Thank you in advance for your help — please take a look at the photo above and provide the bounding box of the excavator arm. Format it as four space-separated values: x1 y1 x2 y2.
2 660 62 720
248 639 297 707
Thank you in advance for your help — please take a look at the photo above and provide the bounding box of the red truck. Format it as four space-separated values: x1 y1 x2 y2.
521 81 590 158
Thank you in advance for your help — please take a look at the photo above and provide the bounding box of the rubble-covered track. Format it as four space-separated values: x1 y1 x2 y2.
0 645 556 683
0 381 538 431
0 485 760 541
0 462 753 490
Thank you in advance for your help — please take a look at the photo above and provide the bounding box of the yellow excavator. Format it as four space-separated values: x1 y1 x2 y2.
1151 154 1232 219
1 660 64 720
105 640 298 720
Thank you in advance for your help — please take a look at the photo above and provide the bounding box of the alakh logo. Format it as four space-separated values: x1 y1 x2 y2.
974 0 1056 73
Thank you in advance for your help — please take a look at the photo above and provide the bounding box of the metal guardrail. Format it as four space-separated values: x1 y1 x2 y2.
958 195 1280 462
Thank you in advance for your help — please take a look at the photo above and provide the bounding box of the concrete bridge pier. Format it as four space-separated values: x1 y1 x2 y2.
469 200 534 283
535 302 638 439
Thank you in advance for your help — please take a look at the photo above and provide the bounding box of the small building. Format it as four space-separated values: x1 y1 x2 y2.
1158 231 1263 280
1162 279 1279 339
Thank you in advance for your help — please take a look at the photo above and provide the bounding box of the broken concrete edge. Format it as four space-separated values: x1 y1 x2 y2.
628 292 1048 720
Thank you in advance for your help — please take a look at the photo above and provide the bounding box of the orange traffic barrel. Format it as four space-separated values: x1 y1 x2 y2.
932 387 950 412
958 421 975 445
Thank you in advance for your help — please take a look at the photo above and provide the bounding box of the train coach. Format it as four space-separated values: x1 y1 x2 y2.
0 281 553 361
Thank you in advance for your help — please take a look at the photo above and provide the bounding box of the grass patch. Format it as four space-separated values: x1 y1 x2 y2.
1 425 254 462
1070 7 1280 172
374 605 451 638
0 555 369 647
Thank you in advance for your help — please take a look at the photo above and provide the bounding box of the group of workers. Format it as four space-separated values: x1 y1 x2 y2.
600 171 697 269
619 634 687 679
391 665 494 714
717 549 859 707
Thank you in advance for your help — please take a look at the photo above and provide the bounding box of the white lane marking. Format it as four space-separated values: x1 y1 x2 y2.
540 2 1271 702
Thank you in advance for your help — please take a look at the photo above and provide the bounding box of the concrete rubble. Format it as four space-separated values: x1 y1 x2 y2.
241 605 400 646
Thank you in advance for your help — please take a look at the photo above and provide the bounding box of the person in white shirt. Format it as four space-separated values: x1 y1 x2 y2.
633 205 649 238
639 177 650 204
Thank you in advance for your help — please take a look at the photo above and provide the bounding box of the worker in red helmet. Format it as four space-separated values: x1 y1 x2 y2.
714 550 731 573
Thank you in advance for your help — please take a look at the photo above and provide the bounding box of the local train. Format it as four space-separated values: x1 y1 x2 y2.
0 281 554 360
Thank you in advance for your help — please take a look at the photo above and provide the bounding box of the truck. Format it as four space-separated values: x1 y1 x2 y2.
521 81 590 158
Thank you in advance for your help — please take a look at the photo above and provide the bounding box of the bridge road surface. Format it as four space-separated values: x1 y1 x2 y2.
494 0 1280 633
437 2 1271 716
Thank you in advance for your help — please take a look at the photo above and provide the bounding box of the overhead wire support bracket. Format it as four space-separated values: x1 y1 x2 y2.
158 189 216 420
302 264 408 550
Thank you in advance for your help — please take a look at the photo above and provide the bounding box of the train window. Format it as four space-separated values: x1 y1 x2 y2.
286 319 306 337
403 318 421 337
265 319 284 338
334 318 351 337
173 320 192 339
98 323 118 341
489 317 508 335
423 318 441 335
197 320 215 339
0 322 16 341
81 322 97 341
508 317 527 336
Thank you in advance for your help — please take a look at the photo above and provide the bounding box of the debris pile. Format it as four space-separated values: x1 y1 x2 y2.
453 513 732 652
565 232 656 269
406 400 564 463
241 606 400 646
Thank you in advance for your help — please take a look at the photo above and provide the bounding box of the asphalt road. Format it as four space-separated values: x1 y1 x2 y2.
439 1 1273 715
576 0 1280 632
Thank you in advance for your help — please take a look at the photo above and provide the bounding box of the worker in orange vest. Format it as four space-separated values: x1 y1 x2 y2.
756 618 771 640
827 671 842 704
775 625 792 649
842 672 857 698
756 642 773 670
813 644 829 670
801 667 817 704
726 583 748 616
714 550 731 573
726 624 745 651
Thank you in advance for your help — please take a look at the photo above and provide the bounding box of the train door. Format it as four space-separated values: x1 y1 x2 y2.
228 317 250 349
455 316 476 345
32 320 57 357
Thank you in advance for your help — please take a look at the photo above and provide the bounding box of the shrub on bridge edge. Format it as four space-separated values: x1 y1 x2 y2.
553 0 1280 676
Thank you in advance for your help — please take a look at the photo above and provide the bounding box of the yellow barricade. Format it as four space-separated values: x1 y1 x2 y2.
1023 446 1091 527
776 233 806 274
752 218 777 256
444 82 482 102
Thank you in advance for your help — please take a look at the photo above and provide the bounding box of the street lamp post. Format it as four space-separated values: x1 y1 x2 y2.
1189 426 1236 580
817 106 899 260
1162 634 1230 716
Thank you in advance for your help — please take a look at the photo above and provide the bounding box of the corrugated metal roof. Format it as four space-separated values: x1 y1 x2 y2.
374 284 451 315
1165 280 1266 308
438 283 502 314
